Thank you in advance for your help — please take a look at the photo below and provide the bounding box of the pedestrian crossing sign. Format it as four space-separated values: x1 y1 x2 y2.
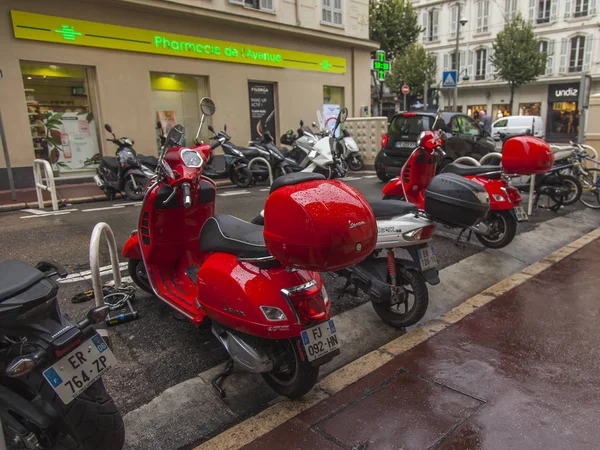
442 70 457 88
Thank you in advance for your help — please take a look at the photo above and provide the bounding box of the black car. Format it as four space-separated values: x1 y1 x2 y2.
374 111 496 181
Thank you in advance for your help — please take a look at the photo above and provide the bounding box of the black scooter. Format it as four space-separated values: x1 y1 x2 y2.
202 124 253 188
94 124 147 201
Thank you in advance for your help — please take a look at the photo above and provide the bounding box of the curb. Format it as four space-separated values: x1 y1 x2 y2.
195 226 600 450
0 172 376 213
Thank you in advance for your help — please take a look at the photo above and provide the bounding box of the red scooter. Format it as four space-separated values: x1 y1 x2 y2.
382 130 554 248
122 98 377 398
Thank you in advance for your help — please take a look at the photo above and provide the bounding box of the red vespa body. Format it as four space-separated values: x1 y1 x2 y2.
122 98 376 398
382 130 553 248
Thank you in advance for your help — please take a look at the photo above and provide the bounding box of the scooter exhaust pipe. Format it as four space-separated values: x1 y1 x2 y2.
211 325 273 373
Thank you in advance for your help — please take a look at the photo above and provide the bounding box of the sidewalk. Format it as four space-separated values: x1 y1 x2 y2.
213 232 600 450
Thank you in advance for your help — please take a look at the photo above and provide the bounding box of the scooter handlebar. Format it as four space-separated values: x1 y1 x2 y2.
182 183 192 208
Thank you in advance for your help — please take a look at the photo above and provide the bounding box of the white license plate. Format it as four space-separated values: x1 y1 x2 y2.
43 334 116 404
395 141 416 148
301 320 339 362
418 247 438 271
515 206 528 222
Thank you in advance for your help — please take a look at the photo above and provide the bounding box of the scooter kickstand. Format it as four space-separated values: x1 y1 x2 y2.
211 359 234 398
455 229 467 249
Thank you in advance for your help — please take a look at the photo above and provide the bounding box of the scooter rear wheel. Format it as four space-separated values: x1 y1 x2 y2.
261 338 319 399
230 166 253 188
475 210 517 249
349 156 364 171
128 259 154 294
371 267 429 328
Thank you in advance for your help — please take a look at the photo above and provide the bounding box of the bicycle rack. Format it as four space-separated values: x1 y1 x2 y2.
248 157 274 186
89 222 122 342
33 159 59 211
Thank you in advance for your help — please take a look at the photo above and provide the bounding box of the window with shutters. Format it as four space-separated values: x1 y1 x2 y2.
422 9 439 42
475 49 487 80
574 0 590 17
538 40 553 75
505 0 518 20
569 36 586 72
476 0 490 33
322 0 343 26
230 0 275 12
451 52 458 71
450 5 464 38
537 0 551 22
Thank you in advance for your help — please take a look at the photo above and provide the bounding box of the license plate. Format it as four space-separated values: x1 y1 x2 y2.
301 320 339 362
395 141 416 148
418 246 438 271
43 334 116 404
515 206 528 222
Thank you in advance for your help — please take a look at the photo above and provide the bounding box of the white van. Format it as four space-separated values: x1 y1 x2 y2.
491 116 545 141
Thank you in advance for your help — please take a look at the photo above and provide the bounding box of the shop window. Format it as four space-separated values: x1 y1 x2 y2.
549 102 579 135
519 103 542 116
467 105 487 121
492 104 511 119
475 49 487 80
476 0 489 33
322 0 343 26
323 86 344 106
569 36 586 72
150 73 209 148
21 62 101 175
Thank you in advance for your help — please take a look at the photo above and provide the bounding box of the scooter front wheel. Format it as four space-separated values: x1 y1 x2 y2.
371 267 429 328
128 259 154 294
261 338 319 399
348 155 364 171
230 166 253 188
124 176 146 201
475 210 517 249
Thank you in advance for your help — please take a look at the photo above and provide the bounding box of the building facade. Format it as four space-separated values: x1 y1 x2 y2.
414 0 600 141
0 0 376 189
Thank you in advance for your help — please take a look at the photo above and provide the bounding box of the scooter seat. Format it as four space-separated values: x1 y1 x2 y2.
102 156 119 171
368 200 417 218
236 146 262 158
199 215 271 259
138 154 158 168
270 172 326 193
442 163 502 178
0 260 45 302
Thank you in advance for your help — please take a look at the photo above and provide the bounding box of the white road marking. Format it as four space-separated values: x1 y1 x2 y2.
113 202 143 207
20 211 72 219
217 190 251 197
217 185 240 190
342 177 362 181
59 262 128 284
82 205 126 212
259 188 270 192
363 175 378 179
22 208 54 215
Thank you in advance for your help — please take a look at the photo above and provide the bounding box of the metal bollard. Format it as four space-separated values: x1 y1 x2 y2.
33 159 59 211
248 157 274 186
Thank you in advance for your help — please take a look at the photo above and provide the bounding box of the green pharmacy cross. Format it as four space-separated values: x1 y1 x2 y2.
372 50 390 81
55 25 82 41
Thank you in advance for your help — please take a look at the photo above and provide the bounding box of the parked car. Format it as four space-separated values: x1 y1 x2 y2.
375 111 496 181
492 115 545 141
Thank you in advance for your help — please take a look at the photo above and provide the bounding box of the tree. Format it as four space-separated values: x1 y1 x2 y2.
369 0 422 114
386 44 436 105
490 13 546 114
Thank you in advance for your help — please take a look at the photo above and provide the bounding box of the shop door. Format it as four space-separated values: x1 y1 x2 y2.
248 82 276 143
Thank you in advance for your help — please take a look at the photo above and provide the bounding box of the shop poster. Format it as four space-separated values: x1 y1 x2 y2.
248 82 276 143
57 113 100 170
323 104 341 137
157 110 177 134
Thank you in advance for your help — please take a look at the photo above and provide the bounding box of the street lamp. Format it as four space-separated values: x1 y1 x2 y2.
453 3 468 111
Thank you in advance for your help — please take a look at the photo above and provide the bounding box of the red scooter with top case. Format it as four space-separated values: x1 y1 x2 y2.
122 99 377 398
382 129 554 248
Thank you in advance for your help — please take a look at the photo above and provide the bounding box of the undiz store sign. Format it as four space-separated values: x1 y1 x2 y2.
548 83 580 102
11 10 346 74
153 36 282 63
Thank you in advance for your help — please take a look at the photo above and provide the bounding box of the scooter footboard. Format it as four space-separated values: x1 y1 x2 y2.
196 253 326 339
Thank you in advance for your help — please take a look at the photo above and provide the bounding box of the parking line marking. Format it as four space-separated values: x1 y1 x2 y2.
217 190 251 197
113 202 143 207
363 175 378 179
343 176 362 181
20 211 72 219
81 205 126 212
259 188 270 192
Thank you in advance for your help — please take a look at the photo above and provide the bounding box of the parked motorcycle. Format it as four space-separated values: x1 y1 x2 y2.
513 163 582 211
94 124 148 201
252 191 440 328
201 124 254 188
382 131 554 248
323 116 364 171
0 259 124 449
123 98 377 398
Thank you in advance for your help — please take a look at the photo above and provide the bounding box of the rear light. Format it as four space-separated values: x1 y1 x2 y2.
281 280 328 325
381 133 389 147
54 337 82 359
403 224 436 241
403 113 417 117
505 186 522 205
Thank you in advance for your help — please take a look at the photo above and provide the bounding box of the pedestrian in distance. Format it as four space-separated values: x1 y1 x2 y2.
479 109 492 134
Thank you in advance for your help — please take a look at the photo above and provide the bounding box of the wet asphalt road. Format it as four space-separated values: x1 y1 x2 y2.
0 176 585 413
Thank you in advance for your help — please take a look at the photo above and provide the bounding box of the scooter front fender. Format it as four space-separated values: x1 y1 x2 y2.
122 232 142 260
196 253 328 339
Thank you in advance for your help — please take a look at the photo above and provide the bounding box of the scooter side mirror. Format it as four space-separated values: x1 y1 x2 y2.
104 124 113 133
224 124 227 132
300 120 304 126
208 125 215 133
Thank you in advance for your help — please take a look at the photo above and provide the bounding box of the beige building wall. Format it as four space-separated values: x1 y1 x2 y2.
0 0 376 188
